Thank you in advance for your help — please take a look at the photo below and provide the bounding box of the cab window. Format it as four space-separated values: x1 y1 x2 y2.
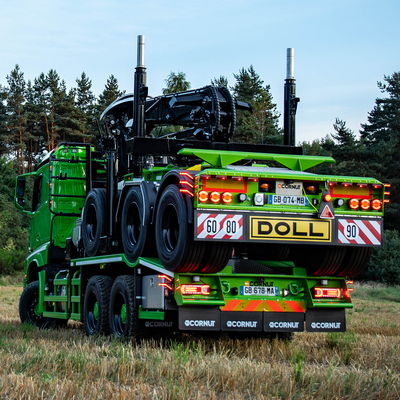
32 175 43 212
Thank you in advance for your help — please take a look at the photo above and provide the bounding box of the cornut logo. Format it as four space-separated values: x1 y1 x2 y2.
226 320 257 328
184 320 216 327
144 321 173 328
311 322 341 329
268 321 299 329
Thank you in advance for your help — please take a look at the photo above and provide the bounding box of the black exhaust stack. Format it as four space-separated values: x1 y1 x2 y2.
284 48 300 146
133 35 148 176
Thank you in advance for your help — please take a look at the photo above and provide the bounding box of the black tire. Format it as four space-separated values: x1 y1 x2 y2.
336 247 372 277
82 189 106 257
198 243 232 273
109 275 144 338
155 185 205 272
121 187 150 262
19 281 66 329
291 245 346 276
83 275 113 336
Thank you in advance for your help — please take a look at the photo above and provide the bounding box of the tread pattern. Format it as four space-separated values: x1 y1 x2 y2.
83 275 113 335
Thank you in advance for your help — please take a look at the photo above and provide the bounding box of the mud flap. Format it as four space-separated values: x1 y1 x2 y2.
221 311 262 332
263 312 305 332
306 309 346 332
137 311 178 332
179 307 220 331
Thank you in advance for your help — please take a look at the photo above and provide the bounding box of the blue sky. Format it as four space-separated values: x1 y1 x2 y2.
1 0 398 142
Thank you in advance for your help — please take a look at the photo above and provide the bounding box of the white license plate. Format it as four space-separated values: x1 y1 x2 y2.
268 195 309 206
240 286 279 296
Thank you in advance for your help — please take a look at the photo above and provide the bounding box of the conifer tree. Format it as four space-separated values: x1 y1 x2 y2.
211 75 228 87
232 66 281 144
97 75 123 114
360 72 400 230
75 72 96 140
6 65 26 173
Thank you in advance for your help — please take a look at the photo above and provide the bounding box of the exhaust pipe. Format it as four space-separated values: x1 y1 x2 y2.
283 48 300 146
133 34 147 138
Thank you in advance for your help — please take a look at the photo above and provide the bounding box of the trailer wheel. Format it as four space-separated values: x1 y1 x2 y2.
336 247 372 277
291 245 346 276
109 275 143 338
82 189 106 257
121 187 150 261
83 275 113 336
155 184 204 272
19 281 65 329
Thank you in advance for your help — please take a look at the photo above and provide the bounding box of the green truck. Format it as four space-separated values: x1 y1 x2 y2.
15 37 387 338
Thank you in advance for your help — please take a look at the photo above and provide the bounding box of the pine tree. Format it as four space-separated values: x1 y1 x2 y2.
211 75 228 87
97 75 124 114
75 72 96 140
359 72 400 230
0 85 9 156
162 72 190 94
6 65 27 173
232 66 281 144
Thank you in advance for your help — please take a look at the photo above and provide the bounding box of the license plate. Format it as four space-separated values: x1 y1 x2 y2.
240 286 279 296
268 195 309 206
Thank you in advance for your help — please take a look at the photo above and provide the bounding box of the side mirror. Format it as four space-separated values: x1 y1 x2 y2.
15 177 26 208
15 176 32 213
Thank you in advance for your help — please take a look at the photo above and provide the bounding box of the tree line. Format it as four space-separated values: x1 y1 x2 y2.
0 65 399 282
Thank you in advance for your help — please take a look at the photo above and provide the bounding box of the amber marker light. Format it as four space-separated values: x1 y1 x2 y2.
360 199 370 210
222 192 233 204
198 191 209 203
323 193 332 202
349 198 359 209
210 191 221 203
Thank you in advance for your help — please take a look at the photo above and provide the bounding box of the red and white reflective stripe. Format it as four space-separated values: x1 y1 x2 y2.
338 219 381 245
196 212 243 240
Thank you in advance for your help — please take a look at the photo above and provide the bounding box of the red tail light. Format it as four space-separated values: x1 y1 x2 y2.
222 192 233 204
198 191 209 203
180 284 210 295
313 287 341 299
210 192 220 203
371 199 382 210
348 198 359 209
360 199 370 210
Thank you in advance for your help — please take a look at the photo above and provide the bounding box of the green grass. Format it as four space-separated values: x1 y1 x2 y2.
0 281 399 400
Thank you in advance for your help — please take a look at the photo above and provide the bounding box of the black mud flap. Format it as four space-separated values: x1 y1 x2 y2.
306 309 346 332
221 312 262 332
137 311 178 332
263 312 305 332
179 307 220 331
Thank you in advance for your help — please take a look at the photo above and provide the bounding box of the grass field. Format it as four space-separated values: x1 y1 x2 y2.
0 280 399 400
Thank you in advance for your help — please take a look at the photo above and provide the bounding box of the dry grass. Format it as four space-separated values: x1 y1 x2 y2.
0 283 399 400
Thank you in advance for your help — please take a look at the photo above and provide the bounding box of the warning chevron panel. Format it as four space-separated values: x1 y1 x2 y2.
338 218 381 245
196 212 243 240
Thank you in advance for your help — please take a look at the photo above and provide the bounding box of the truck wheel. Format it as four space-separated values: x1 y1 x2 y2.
109 275 143 338
82 189 106 257
19 281 64 329
336 247 372 277
155 184 204 272
83 275 113 336
121 187 150 261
